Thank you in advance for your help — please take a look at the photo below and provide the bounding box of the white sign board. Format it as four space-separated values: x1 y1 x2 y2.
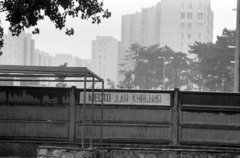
80 92 171 106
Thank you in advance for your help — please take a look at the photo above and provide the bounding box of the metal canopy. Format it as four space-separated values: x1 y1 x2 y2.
0 65 104 149
0 65 104 82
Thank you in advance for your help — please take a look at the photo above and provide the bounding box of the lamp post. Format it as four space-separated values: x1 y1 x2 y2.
235 0 240 92
158 57 165 90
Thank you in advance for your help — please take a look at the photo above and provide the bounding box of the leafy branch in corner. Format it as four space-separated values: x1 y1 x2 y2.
0 0 111 55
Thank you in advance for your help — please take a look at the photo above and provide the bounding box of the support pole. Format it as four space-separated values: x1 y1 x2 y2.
100 82 104 145
69 86 76 142
172 88 179 146
82 76 86 148
163 57 166 90
235 0 240 92
90 77 94 148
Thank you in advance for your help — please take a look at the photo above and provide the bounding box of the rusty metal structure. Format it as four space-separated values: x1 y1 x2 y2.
0 65 104 148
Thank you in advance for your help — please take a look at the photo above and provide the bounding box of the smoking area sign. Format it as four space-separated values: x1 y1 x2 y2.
80 92 171 106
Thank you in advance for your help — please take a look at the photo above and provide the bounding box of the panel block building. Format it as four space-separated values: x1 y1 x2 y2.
160 0 213 52
91 36 119 88
119 0 213 81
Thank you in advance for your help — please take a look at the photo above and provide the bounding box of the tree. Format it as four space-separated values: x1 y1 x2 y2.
106 72 135 89
0 0 111 55
121 44 191 90
117 70 135 89
189 29 235 92
166 51 190 90
106 78 116 89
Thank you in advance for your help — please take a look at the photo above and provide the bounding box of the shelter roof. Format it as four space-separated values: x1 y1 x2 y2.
0 65 103 82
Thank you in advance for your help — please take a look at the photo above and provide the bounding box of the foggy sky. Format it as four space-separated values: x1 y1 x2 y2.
0 0 237 59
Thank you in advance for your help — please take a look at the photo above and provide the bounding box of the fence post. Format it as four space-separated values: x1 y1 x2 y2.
69 86 76 142
172 88 179 146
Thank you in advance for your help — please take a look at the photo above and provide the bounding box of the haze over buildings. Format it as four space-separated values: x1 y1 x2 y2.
118 0 213 81
0 31 92 87
0 0 214 88
91 36 119 87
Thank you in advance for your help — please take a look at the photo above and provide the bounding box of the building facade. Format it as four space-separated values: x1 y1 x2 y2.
119 0 213 81
91 36 119 88
160 0 213 52
0 31 35 65
0 31 92 87
33 49 52 66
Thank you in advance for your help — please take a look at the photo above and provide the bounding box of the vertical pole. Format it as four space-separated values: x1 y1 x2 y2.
172 88 179 146
100 81 104 145
69 86 76 142
158 57 166 90
90 77 94 148
235 0 240 92
163 57 166 90
82 76 86 148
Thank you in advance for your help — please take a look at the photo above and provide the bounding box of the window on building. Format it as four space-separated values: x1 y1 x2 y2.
198 13 203 19
182 3 184 8
181 13 185 19
181 23 185 29
198 33 202 40
181 43 184 49
181 33 184 39
187 23 192 30
189 3 192 9
187 13 192 19
188 34 191 39
197 23 203 30
199 3 203 9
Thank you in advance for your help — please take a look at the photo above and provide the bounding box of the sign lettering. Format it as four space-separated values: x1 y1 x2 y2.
80 92 171 106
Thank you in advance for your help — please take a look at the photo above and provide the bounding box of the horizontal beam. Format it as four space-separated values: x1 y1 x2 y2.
0 79 103 82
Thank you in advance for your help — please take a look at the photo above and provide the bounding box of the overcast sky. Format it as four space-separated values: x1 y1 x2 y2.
0 0 237 59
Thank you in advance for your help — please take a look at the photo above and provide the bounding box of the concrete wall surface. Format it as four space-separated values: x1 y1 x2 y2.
37 146 240 158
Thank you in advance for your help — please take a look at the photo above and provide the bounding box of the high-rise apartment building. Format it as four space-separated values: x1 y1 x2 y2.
0 31 35 65
160 0 213 52
120 3 161 68
119 3 162 81
33 49 52 66
91 36 119 88
119 0 213 80
0 30 93 87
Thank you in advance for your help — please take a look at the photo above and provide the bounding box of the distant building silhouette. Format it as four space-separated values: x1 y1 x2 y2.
119 0 214 81
0 31 93 88
91 36 119 88
0 31 35 65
